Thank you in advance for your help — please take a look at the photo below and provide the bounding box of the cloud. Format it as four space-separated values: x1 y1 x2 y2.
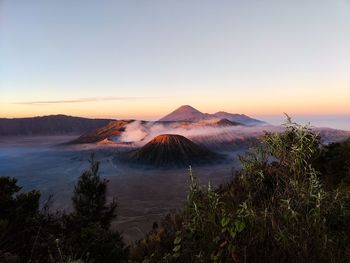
119 120 278 147
13 96 163 105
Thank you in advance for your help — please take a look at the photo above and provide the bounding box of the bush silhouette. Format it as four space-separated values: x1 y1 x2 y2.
0 154 127 263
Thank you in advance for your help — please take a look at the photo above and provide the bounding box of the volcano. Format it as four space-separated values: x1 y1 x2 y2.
129 134 216 167
158 105 212 122
158 105 264 125
70 120 133 144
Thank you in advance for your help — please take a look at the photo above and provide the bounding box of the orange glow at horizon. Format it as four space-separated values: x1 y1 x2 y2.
1 91 350 120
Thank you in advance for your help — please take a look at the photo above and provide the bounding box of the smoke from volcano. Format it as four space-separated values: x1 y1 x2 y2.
119 120 278 147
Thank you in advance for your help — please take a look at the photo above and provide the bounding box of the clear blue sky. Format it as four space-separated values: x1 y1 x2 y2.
1 0 349 120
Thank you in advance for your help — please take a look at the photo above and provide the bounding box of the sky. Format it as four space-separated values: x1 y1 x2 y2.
1 0 350 124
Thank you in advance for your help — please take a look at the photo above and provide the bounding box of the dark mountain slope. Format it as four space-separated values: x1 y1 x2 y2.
0 115 112 136
212 111 264 125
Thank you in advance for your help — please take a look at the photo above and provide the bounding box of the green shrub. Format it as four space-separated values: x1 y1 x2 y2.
131 119 350 262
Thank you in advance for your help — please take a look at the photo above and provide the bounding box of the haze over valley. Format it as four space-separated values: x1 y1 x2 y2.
1 105 349 243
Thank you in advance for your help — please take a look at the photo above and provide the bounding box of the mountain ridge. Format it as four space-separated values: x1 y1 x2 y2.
0 115 113 136
158 105 264 125
212 111 264 125
0 106 264 137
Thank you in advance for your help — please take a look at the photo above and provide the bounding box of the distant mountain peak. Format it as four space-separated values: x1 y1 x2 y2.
169 105 203 115
158 105 210 122
176 105 201 112
158 105 264 125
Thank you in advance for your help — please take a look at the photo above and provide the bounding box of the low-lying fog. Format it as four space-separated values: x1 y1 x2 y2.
1 122 348 243
119 120 274 147
0 136 241 243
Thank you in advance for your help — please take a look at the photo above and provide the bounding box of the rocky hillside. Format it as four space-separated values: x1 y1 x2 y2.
69 120 134 144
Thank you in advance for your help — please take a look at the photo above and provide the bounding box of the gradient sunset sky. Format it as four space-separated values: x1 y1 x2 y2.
1 0 349 121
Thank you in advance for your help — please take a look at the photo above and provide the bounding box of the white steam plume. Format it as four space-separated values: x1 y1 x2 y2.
119 121 281 147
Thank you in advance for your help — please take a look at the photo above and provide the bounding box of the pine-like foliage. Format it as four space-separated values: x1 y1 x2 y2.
72 154 116 229
68 154 126 262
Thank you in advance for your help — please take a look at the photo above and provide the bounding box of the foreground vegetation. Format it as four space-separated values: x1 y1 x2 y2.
1 119 350 262
0 155 127 262
130 119 350 262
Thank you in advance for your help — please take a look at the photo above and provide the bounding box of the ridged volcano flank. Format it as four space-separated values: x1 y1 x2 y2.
129 134 215 167
70 120 133 144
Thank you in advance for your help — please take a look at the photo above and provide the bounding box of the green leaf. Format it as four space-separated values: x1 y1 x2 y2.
174 236 181 245
234 220 245 233
221 216 230 227
229 229 236 238
173 244 181 252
